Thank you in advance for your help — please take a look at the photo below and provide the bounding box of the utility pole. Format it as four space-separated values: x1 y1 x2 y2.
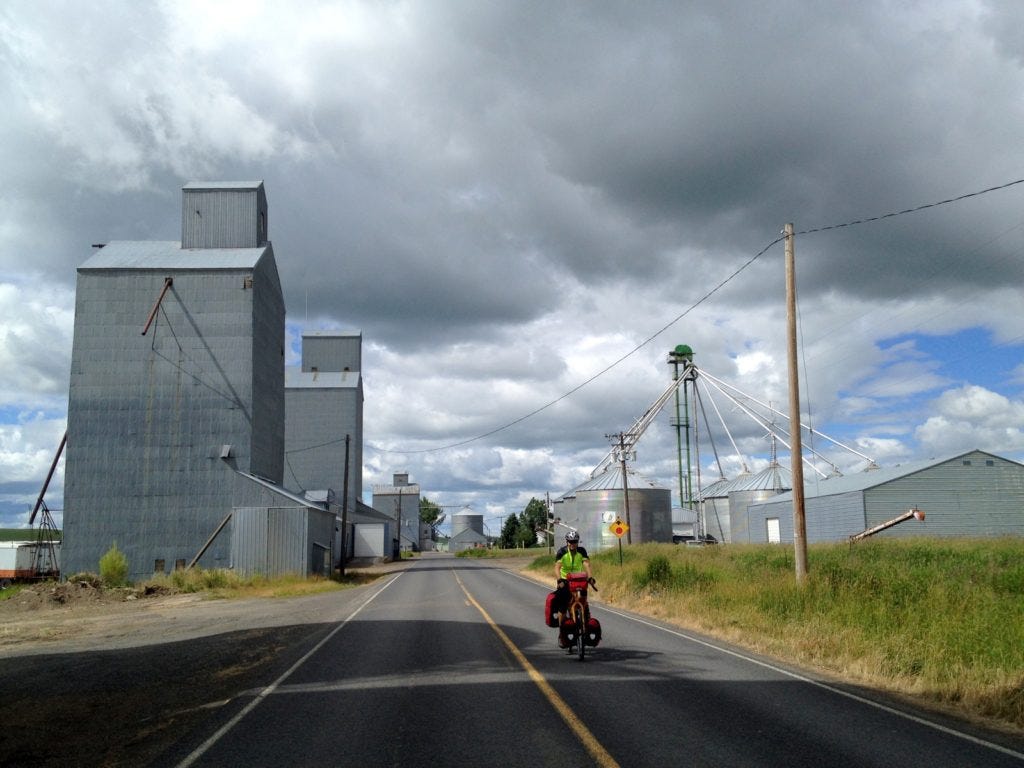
395 487 403 559
340 434 350 577
609 432 634 544
785 223 809 584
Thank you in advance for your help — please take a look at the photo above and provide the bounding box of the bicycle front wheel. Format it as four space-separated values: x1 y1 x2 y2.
573 604 586 661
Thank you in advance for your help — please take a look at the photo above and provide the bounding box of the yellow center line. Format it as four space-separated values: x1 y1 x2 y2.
454 572 619 768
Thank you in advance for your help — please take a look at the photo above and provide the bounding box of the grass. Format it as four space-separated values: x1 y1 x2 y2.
0 528 61 542
133 568 379 599
527 537 1024 732
456 546 546 559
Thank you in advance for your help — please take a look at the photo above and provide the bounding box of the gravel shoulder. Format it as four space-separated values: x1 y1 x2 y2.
0 558 416 658
0 555 539 658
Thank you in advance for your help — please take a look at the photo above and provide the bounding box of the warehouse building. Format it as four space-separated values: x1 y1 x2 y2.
745 449 1024 544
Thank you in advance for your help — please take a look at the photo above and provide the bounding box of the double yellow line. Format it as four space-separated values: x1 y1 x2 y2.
455 573 619 768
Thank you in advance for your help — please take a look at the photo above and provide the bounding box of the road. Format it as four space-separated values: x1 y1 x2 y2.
3 554 1023 767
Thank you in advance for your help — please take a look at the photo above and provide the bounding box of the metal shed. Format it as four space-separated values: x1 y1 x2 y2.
231 472 335 578
745 449 1024 544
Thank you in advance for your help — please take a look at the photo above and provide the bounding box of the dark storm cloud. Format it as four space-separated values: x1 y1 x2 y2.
3 0 1024 518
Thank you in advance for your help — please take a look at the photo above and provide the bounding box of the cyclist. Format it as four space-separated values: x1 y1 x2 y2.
551 531 593 644
554 529 592 582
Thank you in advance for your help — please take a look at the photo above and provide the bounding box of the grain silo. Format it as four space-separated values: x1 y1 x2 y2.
700 472 747 543
727 461 791 543
449 508 487 552
554 466 672 553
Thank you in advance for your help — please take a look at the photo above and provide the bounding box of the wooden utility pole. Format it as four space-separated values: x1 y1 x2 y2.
340 434 350 577
785 223 809 584
617 432 633 544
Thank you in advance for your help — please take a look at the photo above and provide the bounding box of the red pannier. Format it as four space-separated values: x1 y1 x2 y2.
585 617 602 647
544 591 559 627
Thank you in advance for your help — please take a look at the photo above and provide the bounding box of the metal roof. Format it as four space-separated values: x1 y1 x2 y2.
567 465 667 495
730 462 791 492
183 181 264 190
302 330 361 339
79 240 269 270
235 471 328 511
285 370 360 389
699 462 792 498
696 476 731 499
763 449 1015 502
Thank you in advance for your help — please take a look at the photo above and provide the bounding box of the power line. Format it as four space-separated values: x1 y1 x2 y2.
368 176 1024 456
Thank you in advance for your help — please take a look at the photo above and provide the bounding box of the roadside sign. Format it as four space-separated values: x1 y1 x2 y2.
610 519 629 538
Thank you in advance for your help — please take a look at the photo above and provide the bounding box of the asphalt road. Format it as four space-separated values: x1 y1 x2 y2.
4 554 1024 767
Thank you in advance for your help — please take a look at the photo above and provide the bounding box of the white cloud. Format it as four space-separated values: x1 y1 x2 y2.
915 385 1024 455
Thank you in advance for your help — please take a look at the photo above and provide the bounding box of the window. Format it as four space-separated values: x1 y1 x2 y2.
154 559 165 574
766 518 781 543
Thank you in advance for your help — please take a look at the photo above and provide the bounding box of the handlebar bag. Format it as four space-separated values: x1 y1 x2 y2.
567 572 589 592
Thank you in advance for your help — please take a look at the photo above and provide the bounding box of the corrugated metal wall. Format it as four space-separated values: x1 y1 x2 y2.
251 249 286 482
563 487 673 552
63 256 284 581
232 506 335 577
302 332 362 373
284 383 362 517
865 452 1024 537
182 184 267 249
744 451 1024 543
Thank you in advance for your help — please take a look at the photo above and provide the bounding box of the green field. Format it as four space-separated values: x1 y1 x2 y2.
525 538 1024 732
0 528 61 542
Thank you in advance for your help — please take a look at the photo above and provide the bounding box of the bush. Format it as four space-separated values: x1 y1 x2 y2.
98 543 129 587
633 555 674 590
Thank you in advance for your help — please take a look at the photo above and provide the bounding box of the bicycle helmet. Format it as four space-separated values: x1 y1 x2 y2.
565 530 580 543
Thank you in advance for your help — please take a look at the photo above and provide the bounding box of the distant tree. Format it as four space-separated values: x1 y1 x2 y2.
522 498 549 543
499 514 520 549
419 497 442 525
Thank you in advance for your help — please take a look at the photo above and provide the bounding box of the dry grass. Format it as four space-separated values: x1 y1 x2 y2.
529 538 1024 733
134 568 377 599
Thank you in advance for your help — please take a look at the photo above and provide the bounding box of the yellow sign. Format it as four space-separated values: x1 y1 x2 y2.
610 519 629 538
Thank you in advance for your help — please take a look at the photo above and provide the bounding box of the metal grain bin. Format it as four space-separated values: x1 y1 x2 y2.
555 467 672 552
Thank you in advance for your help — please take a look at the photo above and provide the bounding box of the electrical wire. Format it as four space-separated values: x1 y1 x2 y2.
366 176 1024 456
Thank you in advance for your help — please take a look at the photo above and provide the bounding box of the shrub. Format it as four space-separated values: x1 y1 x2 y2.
633 555 673 590
98 543 129 587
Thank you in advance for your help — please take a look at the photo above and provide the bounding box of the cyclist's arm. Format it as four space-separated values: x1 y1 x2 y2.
583 558 592 579
554 559 563 580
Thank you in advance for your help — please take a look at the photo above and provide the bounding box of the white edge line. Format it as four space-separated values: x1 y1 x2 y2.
600 605 1024 762
175 573 403 768
505 569 1024 762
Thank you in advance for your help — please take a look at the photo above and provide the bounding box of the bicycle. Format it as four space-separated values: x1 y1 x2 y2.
559 572 597 661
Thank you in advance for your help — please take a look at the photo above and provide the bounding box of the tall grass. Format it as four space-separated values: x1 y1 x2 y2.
530 538 1024 731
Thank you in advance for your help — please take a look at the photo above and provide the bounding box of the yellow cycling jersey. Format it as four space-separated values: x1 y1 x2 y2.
555 545 589 578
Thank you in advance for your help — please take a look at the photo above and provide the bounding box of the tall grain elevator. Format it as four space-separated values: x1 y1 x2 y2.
62 182 286 581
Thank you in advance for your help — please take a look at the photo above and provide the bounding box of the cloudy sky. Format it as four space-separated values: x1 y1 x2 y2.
3 0 1024 533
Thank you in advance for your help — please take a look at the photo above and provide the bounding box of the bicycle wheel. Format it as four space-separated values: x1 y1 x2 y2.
574 604 586 661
